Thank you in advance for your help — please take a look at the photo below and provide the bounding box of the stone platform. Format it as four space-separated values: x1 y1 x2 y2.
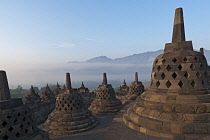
104 101 210 140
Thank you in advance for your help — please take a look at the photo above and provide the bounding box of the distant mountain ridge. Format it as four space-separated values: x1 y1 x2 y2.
68 49 210 64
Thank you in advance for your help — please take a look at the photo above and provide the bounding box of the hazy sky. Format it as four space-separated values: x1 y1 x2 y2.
0 0 210 88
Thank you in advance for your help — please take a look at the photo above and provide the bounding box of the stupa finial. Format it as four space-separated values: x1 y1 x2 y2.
66 73 72 90
172 8 185 43
200 48 204 54
102 73 107 85
135 72 138 82
0 71 11 101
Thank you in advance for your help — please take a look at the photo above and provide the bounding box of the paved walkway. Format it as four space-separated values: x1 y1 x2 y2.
103 101 162 140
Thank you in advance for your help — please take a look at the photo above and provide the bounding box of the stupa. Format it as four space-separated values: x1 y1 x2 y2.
25 85 41 105
41 84 55 113
117 79 129 96
25 86 45 125
45 73 98 135
78 82 89 94
0 71 49 140
127 72 145 100
123 8 210 140
53 82 61 96
89 73 122 115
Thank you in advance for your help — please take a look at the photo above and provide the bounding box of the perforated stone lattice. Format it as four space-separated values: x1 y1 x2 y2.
96 86 116 100
55 94 84 111
150 53 209 89
0 106 37 140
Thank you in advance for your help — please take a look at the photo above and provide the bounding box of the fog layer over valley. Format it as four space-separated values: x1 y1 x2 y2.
3 49 210 90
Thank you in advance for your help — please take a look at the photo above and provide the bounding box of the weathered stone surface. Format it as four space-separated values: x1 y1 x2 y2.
0 70 49 140
89 73 122 115
126 72 145 100
117 80 129 96
123 8 210 139
45 73 98 135
53 82 61 96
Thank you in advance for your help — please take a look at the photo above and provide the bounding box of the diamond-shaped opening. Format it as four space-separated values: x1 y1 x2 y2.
2 121 7 127
8 127 13 132
155 60 158 64
28 122 31 126
190 64 194 70
3 134 9 140
161 73 165 79
200 63 203 69
71 107 73 110
184 72 189 79
17 113 21 117
7 115 11 119
23 117 26 122
25 129 28 133
166 65 171 71
25 111 28 114
156 81 160 87
183 57 187 62
196 72 201 78
64 107 67 111
204 72 207 77
68 104 70 107
178 65 182 71
154 73 157 78
162 59 166 64
172 72 177 79
178 81 183 88
191 80 195 88
194 57 198 62
16 132 20 138
172 58 177 63
14 119 17 124
166 80 172 88
157 66 161 71
32 126 34 130
20 124 23 129
202 80 204 86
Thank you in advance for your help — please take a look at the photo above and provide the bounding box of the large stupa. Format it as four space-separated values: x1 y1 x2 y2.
45 73 98 135
0 71 49 140
123 8 210 140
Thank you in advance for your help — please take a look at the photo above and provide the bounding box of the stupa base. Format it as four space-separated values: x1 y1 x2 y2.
123 113 210 140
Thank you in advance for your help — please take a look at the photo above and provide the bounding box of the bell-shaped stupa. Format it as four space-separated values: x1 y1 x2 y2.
53 82 61 96
90 73 122 115
126 72 145 100
123 8 210 139
45 73 98 135
117 80 129 96
0 71 49 140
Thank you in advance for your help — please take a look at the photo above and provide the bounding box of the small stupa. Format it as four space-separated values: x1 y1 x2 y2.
117 79 129 95
41 84 56 113
45 73 98 135
53 82 61 96
0 71 49 140
123 8 210 140
25 85 45 125
89 73 122 115
127 72 144 100
78 82 89 94
25 85 41 105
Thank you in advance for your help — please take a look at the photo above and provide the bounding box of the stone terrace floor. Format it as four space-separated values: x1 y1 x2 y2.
38 101 167 140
